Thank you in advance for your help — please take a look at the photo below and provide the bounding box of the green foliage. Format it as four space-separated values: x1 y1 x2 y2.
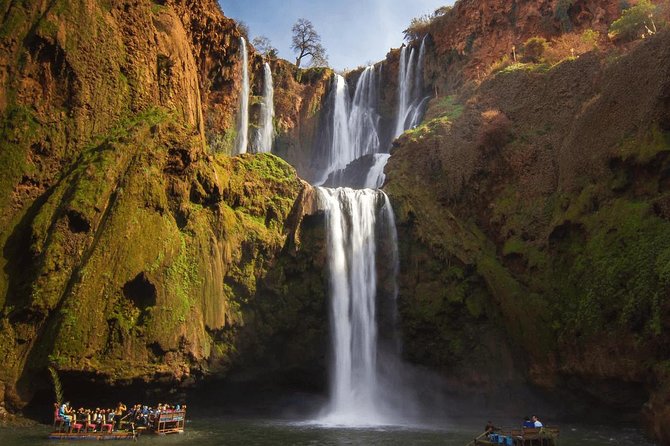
47 366 64 405
608 0 658 41
522 37 549 63
555 199 670 340
424 95 464 123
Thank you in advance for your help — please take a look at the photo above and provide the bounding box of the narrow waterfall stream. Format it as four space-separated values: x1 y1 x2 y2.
394 37 429 138
235 37 249 154
253 62 275 153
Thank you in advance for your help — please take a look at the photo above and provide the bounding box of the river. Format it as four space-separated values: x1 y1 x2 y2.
0 416 657 445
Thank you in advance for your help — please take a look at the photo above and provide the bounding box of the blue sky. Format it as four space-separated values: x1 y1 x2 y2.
219 0 452 70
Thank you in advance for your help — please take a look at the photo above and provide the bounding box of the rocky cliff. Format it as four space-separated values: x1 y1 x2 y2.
0 0 331 414
383 2 670 443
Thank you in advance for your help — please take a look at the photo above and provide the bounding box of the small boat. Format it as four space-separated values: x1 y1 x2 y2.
470 427 560 446
48 431 138 441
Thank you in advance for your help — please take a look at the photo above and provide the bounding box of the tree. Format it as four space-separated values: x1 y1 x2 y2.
252 36 278 58
522 37 548 63
237 20 250 40
608 0 658 41
291 18 328 68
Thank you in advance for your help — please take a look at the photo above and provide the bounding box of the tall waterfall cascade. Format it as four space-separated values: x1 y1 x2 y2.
309 38 428 427
394 37 429 138
234 37 249 155
253 62 275 153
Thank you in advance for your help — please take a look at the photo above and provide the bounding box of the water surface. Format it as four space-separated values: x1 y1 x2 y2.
0 416 657 445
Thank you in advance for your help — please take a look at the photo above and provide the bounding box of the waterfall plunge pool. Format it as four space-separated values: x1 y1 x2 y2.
0 416 656 445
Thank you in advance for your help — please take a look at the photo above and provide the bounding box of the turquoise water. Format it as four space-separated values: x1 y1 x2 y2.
0 417 658 445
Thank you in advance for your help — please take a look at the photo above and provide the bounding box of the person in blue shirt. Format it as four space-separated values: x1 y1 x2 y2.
59 402 72 428
523 416 535 428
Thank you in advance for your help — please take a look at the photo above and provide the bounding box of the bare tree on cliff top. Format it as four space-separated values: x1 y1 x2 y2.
292 18 328 68
252 35 278 58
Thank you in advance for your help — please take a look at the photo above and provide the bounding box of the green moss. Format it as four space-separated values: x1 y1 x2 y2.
0 2 29 39
0 106 38 218
498 62 550 74
425 95 464 121
618 125 670 163
553 199 670 340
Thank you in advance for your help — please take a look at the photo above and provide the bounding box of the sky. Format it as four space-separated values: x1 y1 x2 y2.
219 0 452 71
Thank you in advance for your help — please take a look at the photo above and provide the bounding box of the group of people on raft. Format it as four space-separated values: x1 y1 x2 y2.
56 401 186 432
485 415 544 435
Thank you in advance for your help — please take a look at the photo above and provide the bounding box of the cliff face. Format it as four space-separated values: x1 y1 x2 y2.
407 0 624 94
385 24 670 444
0 0 330 412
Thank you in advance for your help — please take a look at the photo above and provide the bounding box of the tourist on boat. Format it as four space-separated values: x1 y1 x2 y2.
523 416 535 428
114 402 126 430
58 402 72 428
484 420 497 436
532 415 543 428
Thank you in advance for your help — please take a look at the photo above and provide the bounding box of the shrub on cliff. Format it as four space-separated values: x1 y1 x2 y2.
608 0 658 41
477 109 512 152
522 37 548 63
403 6 452 41
545 29 600 64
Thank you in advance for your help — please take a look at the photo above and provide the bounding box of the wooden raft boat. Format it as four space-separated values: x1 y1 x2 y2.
472 427 560 446
48 431 138 441
148 410 186 435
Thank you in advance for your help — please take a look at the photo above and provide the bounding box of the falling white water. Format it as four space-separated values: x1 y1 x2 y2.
348 66 381 161
234 37 249 155
364 153 391 189
394 38 429 138
318 187 395 426
253 62 275 153
316 68 382 186
329 75 352 173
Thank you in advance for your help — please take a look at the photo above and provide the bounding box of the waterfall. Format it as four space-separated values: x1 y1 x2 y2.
364 154 391 189
311 60 423 428
234 37 249 155
329 74 352 175
316 68 382 186
394 37 428 138
348 66 381 161
317 187 404 426
253 62 275 153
